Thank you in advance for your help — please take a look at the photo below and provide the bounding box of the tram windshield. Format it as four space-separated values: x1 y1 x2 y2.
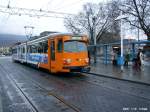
64 41 87 52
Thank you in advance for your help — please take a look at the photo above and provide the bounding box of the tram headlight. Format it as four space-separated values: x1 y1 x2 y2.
63 59 72 65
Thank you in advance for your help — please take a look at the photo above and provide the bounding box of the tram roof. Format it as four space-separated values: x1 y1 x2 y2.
16 32 87 46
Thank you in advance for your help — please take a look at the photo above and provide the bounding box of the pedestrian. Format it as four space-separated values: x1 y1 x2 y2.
124 51 130 66
139 49 144 71
136 49 144 71
112 51 117 65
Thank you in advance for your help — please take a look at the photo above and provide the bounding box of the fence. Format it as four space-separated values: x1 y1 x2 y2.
88 40 150 65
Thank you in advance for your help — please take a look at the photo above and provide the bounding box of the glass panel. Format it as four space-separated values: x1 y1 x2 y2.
51 41 55 60
64 41 87 52
43 41 48 53
37 42 43 53
57 39 63 52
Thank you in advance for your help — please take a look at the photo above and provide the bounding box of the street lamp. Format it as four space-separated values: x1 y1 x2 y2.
92 16 97 63
24 26 34 39
115 13 128 72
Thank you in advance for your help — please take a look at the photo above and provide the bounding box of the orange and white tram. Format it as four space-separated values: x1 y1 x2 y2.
12 33 90 73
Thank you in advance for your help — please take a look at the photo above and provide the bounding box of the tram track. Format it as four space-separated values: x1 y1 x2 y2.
0 64 39 112
1 59 150 112
4 61 150 102
0 63 81 112
8 61 150 101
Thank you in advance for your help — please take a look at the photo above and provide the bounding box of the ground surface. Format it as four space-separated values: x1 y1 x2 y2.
0 57 149 112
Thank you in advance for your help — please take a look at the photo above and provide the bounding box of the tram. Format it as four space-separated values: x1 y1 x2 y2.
12 33 90 73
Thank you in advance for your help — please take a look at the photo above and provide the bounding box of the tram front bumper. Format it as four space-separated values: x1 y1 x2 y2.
63 66 90 72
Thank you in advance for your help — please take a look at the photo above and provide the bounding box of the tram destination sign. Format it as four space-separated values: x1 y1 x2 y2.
71 36 82 40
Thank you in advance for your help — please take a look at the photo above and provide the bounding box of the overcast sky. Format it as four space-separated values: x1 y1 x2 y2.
0 0 106 36
0 0 147 40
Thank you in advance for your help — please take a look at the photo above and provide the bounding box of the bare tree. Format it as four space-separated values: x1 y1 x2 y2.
64 17 82 34
64 1 120 44
121 0 150 40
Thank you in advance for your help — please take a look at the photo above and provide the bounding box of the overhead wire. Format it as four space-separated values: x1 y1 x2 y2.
0 0 90 19
0 7 71 19
0 0 11 24
0 0 90 25
0 0 89 35
0 5 76 17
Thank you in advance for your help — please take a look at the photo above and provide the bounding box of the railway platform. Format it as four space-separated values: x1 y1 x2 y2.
89 61 150 85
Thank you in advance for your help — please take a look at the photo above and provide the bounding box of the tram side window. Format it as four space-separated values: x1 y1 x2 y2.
37 42 43 53
43 41 48 53
31 45 37 53
12 48 17 54
27 45 30 53
51 41 55 60
18 47 21 53
22 47 25 53
57 39 63 53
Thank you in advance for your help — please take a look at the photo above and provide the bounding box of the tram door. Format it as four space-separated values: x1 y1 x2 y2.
50 40 56 72
50 38 63 72
55 38 63 71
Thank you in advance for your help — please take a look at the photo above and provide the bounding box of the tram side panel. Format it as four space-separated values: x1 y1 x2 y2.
17 44 26 63
36 40 49 70
20 44 27 63
26 40 49 69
